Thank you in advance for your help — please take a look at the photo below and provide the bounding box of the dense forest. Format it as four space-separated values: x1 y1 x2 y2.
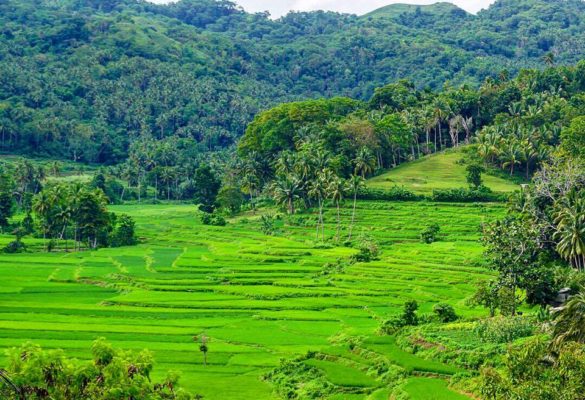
1 0 585 162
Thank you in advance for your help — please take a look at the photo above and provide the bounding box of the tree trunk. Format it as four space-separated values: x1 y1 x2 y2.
348 190 358 241
336 200 341 242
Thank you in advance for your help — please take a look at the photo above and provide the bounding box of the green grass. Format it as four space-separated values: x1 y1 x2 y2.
367 150 519 194
0 200 497 399
305 359 379 387
403 377 471 400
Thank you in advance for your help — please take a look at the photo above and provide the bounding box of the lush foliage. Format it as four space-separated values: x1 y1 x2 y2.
1 0 585 163
0 338 195 399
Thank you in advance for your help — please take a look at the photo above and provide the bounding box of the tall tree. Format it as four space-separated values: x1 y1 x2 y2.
347 175 365 241
327 176 346 242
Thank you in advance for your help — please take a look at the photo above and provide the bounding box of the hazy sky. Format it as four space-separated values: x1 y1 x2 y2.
149 1 498 17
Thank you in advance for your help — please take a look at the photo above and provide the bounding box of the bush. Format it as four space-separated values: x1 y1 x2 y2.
110 214 137 247
357 186 421 201
379 300 419 334
420 223 440 244
433 303 458 322
430 186 506 202
466 164 485 189
351 234 380 262
200 212 226 226
260 214 275 235
2 239 26 254
0 339 196 399
474 316 535 343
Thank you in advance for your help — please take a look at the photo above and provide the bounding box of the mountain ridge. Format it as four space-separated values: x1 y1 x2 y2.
0 0 584 162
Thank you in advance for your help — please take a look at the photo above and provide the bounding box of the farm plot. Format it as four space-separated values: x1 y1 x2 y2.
0 201 503 399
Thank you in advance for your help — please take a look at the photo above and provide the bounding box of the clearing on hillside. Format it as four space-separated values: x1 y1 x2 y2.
367 150 520 194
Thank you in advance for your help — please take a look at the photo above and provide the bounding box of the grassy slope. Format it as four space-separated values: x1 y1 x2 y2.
0 200 503 399
367 150 520 194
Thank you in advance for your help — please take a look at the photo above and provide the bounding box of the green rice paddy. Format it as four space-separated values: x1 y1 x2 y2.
0 200 506 399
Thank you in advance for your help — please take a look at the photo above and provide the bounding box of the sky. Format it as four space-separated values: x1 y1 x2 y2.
149 1 498 17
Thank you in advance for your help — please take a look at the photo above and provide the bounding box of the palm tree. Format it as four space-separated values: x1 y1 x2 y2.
271 176 302 215
308 173 328 241
275 152 296 177
448 115 463 148
475 128 502 166
241 171 260 214
543 51 555 67
519 140 539 179
554 193 585 271
159 166 177 200
552 292 585 349
353 147 376 178
327 176 346 242
347 175 365 241
49 161 62 177
501 140 521 176
432 99 450 150
32 191 53 250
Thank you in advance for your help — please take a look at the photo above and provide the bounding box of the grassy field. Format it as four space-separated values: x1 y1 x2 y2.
367 150 520 194
0 200 504 399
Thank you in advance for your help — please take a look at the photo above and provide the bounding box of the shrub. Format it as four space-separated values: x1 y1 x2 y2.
433 303 458 322
200 212 226 226
420 223 440 244
0 339 195 399
216 185 244 215
351 235 380 262
474 316 535 343
110 214 137 247
379 300 419 334
260 214 275 235
357 186 421 201
430 186 506 202
466 164 485 189
2 239 26 254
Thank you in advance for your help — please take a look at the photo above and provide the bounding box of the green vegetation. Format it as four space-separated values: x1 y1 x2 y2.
0 199 505 399
1 1 585 398
1 0 585 163
0 339 195 399
367 151 518 194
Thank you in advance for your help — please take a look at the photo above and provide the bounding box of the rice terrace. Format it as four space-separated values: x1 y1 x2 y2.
1 0 585 399
0 174 510 399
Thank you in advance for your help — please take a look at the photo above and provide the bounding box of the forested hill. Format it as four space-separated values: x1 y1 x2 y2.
1 0 584 163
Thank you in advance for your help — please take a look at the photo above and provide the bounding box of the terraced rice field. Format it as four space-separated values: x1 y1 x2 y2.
0 201 505 399
367 150 520 194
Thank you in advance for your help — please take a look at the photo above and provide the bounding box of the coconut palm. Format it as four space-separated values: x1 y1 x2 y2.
543 51 555 67
308 173 328 241
327 176 346 242
271 176 302 215
353 147 376 178
347 175 365 241
554 193 585 271
552 292 585 348
519 140 539 179
49 161 62 177
432 99 450 150
241 171 260 214
501 140 521 176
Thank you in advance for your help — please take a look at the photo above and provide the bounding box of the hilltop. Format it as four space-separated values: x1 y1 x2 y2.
364 2 468 19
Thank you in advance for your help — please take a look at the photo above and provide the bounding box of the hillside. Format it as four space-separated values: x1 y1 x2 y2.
364 2 467 19
367 150 520 195
1 0 584 162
